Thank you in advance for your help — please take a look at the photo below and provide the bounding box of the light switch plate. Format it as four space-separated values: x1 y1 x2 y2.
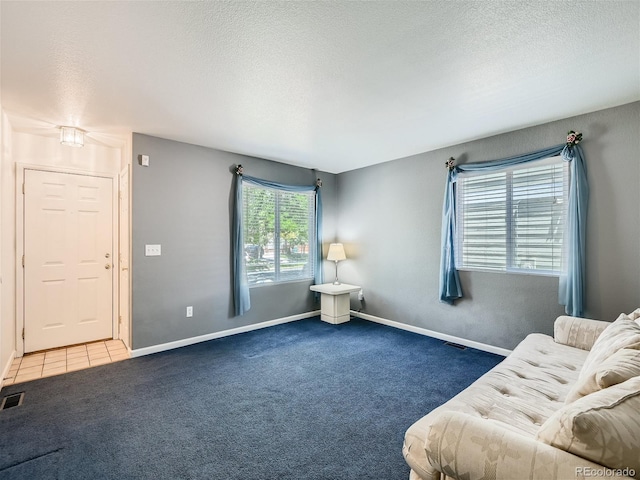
139 154 150 167
145 244 161 256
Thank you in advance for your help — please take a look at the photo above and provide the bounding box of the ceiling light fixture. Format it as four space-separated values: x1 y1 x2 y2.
60 126 85 147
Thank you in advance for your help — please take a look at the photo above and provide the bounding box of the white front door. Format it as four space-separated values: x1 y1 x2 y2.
24 169 114 353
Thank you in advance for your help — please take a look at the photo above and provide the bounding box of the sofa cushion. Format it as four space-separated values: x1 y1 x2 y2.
537 376 640 476
565 348 640 403
554 316 611 351
579 314 640 382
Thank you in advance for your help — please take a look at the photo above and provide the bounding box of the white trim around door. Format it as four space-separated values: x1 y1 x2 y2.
15 163 121 357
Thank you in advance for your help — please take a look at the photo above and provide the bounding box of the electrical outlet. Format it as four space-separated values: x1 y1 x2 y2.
145 244 161 256
186 306 193 318
358 289 364 301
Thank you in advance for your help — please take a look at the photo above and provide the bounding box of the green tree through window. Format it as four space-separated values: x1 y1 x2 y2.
243 184 315 285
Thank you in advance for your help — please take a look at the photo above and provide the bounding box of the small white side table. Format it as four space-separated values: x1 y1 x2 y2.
310 283 361 324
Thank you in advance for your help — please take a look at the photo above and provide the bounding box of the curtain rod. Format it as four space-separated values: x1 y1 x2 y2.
444 130 582 170
234 164 322 188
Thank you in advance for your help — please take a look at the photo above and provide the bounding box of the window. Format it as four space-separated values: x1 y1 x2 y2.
243 184 316 285
455 156 568 275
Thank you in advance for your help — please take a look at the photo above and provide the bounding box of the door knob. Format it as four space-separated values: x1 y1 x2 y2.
105 253 110 258
105 264 111 270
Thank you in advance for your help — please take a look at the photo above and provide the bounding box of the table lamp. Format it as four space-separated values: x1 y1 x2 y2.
327 243 346 285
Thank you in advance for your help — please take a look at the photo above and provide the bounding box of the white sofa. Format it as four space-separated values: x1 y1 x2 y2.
403 313 640 480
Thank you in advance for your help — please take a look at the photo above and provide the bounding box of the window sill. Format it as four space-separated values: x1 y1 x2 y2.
456 267 561 278
248 278 314 289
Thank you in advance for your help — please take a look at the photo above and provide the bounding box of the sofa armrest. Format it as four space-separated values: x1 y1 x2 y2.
423 412 631 480
553 315 610 351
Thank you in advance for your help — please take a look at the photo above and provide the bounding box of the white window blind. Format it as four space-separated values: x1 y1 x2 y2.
243 184 315 285
455 156 568 275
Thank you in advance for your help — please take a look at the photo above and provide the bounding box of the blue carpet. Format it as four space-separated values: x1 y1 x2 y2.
0 317 501 480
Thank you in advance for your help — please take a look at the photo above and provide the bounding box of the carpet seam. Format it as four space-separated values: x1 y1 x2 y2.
0 447 65 472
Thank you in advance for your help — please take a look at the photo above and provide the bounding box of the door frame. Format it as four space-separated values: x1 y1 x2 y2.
15 163 120 357
118 164 132 350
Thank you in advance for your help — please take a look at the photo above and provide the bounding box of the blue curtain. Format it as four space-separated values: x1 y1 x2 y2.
233 175 251 316
558 146 588 317
314 186 324 289
439 144 588 316
232 173 323 316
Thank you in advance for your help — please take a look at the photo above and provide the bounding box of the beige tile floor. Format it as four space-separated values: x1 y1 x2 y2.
3 340 130 386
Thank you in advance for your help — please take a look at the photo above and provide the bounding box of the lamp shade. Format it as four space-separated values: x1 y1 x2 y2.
327 243 346 261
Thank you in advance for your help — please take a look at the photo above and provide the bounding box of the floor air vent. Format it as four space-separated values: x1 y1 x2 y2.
444 341 467 351
1 392 24 410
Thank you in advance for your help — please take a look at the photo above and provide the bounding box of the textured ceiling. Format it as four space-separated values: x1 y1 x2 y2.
1 1 639 173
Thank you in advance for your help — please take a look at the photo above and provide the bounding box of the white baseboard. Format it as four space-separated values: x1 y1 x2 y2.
1 350 17 390
351 311 512 357
131 310 321 358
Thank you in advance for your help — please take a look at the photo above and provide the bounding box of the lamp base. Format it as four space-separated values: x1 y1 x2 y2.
333 261 340 285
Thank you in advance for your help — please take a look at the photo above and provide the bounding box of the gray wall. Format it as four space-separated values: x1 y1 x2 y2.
132 102 638 352
132 134 337 349
337 102 640 350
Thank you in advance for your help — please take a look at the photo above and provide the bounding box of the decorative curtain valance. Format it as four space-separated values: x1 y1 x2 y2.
439 136 588 316
232 166 323 316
